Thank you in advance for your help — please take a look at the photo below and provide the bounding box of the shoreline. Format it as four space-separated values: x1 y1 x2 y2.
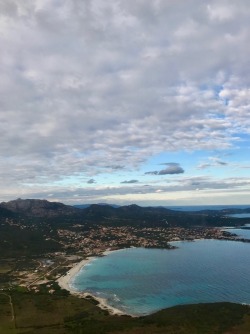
57 250 130 317
57 241 250 317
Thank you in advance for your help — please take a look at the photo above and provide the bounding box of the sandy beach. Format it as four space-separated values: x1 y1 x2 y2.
57 253 128 316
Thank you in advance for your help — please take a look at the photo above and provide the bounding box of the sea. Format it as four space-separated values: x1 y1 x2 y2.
223 223 250 239
166 204 250 211
70 238 250 316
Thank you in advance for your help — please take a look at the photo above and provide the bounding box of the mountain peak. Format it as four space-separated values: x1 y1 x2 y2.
0 198 79 217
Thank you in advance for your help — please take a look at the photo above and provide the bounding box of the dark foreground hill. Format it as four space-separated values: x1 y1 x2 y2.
1 289 249 334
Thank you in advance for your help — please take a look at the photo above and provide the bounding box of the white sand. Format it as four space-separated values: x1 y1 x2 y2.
57 254 128 316
57 258 90 291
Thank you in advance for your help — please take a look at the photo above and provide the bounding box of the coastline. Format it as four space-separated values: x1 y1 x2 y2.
57 251 129 317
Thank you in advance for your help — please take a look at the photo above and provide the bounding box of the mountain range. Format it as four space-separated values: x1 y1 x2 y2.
0 198 250 228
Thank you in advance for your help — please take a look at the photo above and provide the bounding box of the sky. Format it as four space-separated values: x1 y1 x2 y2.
1 0 250 206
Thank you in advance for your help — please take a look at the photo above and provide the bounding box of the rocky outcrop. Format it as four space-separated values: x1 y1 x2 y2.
0 198 80 218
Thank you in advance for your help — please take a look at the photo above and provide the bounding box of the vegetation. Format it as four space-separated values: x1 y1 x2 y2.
0 288 249 334
1 199 250 333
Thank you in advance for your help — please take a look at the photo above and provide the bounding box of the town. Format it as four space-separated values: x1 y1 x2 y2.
3 215 248 294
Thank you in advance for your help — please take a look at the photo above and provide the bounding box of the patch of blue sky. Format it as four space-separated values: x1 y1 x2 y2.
143 151 213 173
226 142 250 168
233 133 250 146
199 83 229 106
93 172 133 186
51 176 85 187
199 83 222 94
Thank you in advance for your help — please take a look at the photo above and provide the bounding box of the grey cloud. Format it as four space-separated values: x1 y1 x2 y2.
121 179 139 184
145 163 184 175
210 159 227 166
87 179 95 184
160 162 181 166
105 165 125 170
145 171 158 175
158 166 184 175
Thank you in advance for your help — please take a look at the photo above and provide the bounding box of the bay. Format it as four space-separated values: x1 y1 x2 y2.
227 227 250 239
70 240 250 316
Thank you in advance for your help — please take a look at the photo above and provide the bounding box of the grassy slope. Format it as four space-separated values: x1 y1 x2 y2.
0 289 249 334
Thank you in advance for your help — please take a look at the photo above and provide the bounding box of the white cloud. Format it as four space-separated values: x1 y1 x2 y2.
197 157 228 169
0 1 250 203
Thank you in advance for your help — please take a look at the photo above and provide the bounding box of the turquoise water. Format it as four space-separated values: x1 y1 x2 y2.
71 241 250 316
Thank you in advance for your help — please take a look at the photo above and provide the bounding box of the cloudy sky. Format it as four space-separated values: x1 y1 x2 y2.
1 0 250 206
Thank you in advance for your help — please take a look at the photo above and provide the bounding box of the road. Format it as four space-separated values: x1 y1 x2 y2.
0 292 16 327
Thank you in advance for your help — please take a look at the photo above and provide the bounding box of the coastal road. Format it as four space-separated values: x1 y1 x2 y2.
27 260 67 289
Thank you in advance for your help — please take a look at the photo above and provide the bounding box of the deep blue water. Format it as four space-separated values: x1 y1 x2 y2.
231 228 250 238
70 240 250 316
166 205 250 212
224 225 250 239
227 213 250 218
